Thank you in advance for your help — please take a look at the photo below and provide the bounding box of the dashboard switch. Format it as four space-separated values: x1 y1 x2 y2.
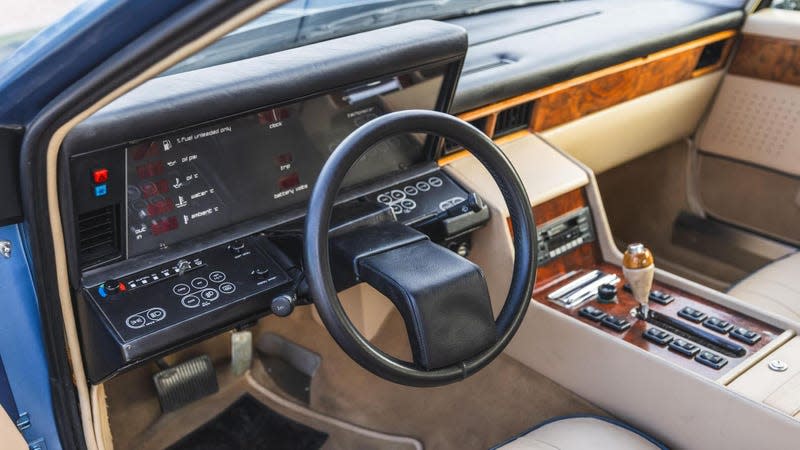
668 338 700 357
597 283 617 303
695 350 728 370
93 184 108 197
271 293 296 317
229 240 245 255
643 327 673 346
102 280 121 296
730 327 761 345
703 316 733 334
678 306 707 323
578 305 607 322
600 315 631 332
252 267 270 280
92 168 109 184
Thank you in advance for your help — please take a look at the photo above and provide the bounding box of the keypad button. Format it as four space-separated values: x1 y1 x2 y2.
579 306 607 322
200 288 219 301
181 295 201 308
678 306 707 323
643 327 673 346
172 283 191 296
703 316 733 334
695 350 728 370
669 338 700 357
730 327 762 345
125 314 146 329
601 315 631 332
191 277 208 289
146 308 166 321
208 271 226 283
219 282 236 294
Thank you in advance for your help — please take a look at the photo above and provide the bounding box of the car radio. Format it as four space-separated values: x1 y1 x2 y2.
78 234 292 382
536 207 595 265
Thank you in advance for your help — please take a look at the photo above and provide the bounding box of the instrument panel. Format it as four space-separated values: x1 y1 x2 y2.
63 20 472 382
70 69 447 267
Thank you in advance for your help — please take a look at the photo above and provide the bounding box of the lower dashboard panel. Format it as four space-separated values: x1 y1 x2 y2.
78 234 292 382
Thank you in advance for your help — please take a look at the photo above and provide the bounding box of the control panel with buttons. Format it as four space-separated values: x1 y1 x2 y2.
79 234 290 381
369 173 472 224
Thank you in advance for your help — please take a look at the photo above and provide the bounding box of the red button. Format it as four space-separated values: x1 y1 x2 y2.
92 168 109 184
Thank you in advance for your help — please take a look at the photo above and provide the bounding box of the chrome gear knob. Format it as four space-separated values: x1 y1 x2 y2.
623 243 654 320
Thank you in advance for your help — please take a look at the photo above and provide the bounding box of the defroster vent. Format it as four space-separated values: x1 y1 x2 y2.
77 205 121 268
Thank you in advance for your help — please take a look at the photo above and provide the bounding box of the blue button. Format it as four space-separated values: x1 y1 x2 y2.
98 285 107 298
94 184 108 197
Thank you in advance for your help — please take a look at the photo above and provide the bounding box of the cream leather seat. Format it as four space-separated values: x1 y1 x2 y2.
728 253 800 321
495 416 666 449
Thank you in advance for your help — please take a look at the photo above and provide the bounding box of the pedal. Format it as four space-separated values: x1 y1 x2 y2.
153 355 218 412
231 330 253 376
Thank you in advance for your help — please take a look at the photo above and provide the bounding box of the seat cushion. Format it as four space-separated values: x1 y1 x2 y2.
494 416 667 450
728 252 800 321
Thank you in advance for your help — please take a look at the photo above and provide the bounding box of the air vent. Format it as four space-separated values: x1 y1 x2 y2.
77 205 121 268
443 117 488 154
695 40 727 71
494 102 533 137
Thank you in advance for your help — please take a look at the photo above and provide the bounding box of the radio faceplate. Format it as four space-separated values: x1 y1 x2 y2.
79 234 291 382
536 207 595 265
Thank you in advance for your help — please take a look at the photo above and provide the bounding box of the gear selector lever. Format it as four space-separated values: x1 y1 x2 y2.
623 243 655 320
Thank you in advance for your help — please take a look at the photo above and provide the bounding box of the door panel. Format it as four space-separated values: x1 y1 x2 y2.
696 8 800 244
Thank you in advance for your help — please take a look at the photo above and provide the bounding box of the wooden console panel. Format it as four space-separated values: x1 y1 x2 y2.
529 189 784 380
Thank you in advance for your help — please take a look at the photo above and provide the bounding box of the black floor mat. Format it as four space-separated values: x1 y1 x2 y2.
167 394 328 450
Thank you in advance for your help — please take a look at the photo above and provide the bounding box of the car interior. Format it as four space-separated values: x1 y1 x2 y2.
16 0 800 448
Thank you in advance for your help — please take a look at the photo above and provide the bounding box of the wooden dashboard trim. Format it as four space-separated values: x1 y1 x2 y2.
443 30 736 165
729 33 800 86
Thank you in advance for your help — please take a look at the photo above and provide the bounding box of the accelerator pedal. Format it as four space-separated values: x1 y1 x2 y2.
153 355 219 412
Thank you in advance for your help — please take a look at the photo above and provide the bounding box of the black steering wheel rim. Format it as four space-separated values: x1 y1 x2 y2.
304 109 537 386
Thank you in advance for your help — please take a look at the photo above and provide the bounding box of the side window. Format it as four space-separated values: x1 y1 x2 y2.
771 0 800 10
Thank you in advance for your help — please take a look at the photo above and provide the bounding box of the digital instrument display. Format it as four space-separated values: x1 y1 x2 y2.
124 69 446 256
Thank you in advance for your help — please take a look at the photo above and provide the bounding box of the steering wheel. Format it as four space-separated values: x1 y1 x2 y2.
304 110 537 387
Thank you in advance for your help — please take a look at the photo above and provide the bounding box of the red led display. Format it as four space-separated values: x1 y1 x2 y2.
92 168 109 184
150 216 179 236
136 160 165 179
139 180 169 199
257 108 290 125
130 141 161 161
146 197 175 217
274 152 293 166
278 172 300 190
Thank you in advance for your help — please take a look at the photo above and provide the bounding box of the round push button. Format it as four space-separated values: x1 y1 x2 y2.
208 271 226 283
172 283 191 296
200 288 219 301
181 295 201 308
191 277 208 289
219 282 236 294
125 314 146 329
146 308 166 321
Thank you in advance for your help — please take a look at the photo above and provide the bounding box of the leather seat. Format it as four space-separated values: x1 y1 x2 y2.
728 252 800 322
494 416 666 449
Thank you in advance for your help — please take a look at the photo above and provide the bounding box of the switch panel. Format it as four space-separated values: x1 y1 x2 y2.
79 234 290 382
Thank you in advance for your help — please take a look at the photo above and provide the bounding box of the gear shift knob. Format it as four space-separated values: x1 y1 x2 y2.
623 243 654 319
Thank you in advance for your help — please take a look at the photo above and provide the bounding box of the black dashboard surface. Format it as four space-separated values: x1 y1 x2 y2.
450 0 744 112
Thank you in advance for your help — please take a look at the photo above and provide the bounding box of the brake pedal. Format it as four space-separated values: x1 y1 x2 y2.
153 355 218 412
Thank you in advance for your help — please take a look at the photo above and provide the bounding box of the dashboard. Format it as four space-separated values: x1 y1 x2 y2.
61 21 478 382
